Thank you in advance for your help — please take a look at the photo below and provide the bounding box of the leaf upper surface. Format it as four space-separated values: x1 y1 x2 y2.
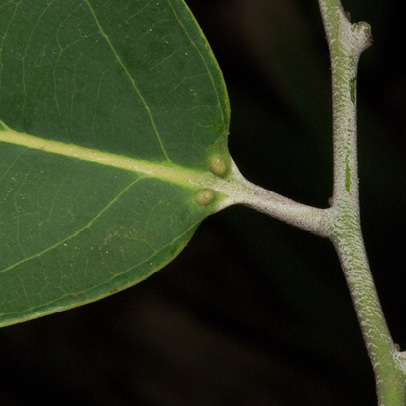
0 0 230 326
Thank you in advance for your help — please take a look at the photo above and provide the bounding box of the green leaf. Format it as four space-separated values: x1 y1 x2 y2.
0 0 230 327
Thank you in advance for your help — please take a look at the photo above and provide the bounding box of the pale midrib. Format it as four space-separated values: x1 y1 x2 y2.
0 121 217 188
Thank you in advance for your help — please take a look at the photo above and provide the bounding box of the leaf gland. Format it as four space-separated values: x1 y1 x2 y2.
195 189 215 206
209 156 228 177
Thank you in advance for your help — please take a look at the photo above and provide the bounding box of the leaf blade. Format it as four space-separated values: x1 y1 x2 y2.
0 0 230 326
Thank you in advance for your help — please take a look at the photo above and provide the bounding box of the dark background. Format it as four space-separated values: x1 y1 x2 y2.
1 0 405 404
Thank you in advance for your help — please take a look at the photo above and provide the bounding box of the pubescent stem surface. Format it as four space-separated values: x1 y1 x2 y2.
204 158 331 237
214 0 406 404
318 0 406 404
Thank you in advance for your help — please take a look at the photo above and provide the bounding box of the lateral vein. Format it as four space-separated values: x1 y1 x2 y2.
84 0 171 163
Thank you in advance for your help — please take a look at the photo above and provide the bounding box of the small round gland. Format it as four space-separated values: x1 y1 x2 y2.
195 189 215 206
209 156 228 177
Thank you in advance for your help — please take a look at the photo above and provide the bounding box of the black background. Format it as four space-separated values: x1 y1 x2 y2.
1 1 405 405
